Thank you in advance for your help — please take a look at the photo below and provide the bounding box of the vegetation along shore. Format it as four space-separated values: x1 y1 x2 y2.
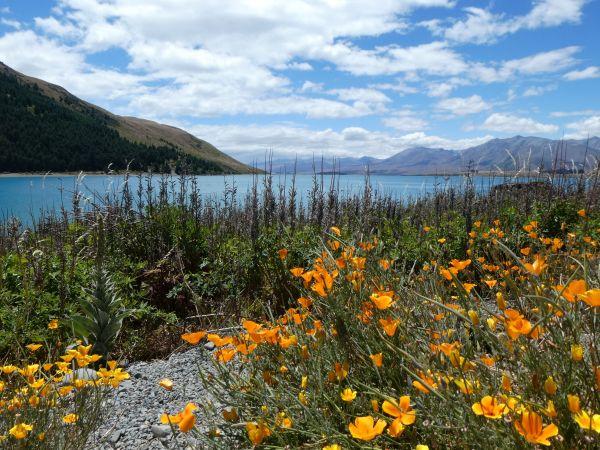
0 168 598 448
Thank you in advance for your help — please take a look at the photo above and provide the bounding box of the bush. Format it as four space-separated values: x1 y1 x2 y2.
173 212 599 448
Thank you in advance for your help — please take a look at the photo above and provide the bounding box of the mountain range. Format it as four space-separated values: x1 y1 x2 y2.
0 62 254 174
262 136 600 175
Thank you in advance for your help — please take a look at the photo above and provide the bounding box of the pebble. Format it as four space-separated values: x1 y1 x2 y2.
87 346 220 449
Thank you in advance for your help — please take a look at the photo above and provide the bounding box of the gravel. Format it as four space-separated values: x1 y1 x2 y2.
87 346 220 449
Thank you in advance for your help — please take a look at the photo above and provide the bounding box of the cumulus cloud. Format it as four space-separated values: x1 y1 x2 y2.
188 124 492 159
439 1 587 44
522 85 557 97
564 66 600 80
436 95 490 116
382 110 429 132
564 115 600 138
481 113 559 134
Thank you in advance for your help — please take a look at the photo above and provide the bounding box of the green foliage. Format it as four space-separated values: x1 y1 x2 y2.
71 269 131 360
0 71 225 173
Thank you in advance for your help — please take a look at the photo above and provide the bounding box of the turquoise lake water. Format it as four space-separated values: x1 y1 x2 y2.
0 173 512 223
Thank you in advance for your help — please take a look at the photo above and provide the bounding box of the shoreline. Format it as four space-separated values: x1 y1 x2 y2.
0 171 583 178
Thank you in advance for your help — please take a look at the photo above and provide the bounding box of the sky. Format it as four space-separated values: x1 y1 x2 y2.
0 0 599 162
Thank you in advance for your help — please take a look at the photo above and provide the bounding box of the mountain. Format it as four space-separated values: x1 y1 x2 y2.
0 62 254 174
262 136 600 175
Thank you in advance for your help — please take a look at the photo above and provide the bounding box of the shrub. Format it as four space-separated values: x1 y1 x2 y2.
172 212 599 448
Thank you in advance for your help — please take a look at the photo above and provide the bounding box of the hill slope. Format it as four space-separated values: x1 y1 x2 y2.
0 62 254 174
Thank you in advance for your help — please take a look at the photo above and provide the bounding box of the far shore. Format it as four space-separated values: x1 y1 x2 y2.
0 170 585 178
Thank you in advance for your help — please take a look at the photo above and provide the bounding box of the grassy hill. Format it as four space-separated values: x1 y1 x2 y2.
0 62 255 174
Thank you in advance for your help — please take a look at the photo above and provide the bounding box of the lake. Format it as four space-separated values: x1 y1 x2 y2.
0 173 514 224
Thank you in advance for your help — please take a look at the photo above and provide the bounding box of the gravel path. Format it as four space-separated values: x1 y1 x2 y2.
88 344 220 450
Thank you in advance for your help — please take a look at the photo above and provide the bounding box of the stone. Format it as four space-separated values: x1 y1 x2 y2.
204 341 216 351
151 424 171 439
109 430 122 444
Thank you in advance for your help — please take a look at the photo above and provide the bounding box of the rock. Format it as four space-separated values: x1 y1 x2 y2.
109 430 122 444
151 424 171 439
204 341 216 351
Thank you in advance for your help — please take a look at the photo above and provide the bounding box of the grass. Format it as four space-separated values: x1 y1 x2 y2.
0 168 599 448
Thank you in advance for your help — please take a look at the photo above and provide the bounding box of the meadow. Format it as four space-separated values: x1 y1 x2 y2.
0 169 598 448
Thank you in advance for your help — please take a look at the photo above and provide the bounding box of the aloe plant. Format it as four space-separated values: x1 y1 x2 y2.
72 216 131 361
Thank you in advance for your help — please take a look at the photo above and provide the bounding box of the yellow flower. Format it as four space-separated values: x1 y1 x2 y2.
180 331 207 345
544 376 557 396
471 396 507 419
523 255 547 276
567 394 580 413
438 238 446 244
340 388 357 402
378 317 399 336
9 423 33 439
323 445 342 450
63 414 79 424
370 353 383 367
382 395 416 425
26 344 42 352
579 289 600 307
298 391 308 405
503 309 532 340
542 400 557 419
387 418 405 437
48 319 59 330
246 421 271 445
571 344 584 361
1 365 18 374
467 310 479 325
370 293 394 310
330 226 341 236
416 446 429 450
573 410 600 433
179 407 196 433
555 279 587 302
578 208 586 217
301 376 308 389
348 416 386 441
514 410 558 446
371 399 379 412
158 378 173 391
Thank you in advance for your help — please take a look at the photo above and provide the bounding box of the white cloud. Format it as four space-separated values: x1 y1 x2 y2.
382 110 428 132
189 123 492 159
551 109 600 117
522 84 557 97
436 95 490 116
564 115 600 138
470 46 580 83
1 18 20 29
481 113 559 134
440 1 586 44
329 88 390 104
34 16 81 38
300 81 324 93
0 30 147 103
564 66 600 80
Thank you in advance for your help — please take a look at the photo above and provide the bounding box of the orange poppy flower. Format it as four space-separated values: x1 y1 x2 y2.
382 395 416 425
348 416 386 441
514 410 558 446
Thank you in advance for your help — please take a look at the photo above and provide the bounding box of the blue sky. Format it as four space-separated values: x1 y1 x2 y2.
1 0 599 160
